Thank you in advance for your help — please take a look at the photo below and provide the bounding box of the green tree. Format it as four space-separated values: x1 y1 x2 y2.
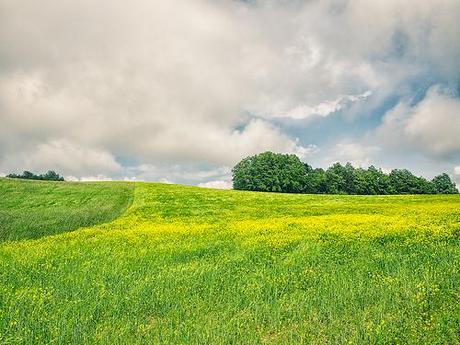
388 169 434 194
354 167 371 194
23 171 36 180
325 163 350 194
7 170 65 181
364 166 392 195
304 168 327 194
41 170 65 181
431 173 458 194
232 152 306 193
233 152 454 195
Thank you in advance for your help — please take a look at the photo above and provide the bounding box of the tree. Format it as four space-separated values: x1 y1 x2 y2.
22 171 35 180
343 162 357 194
325 163 352 194
6 170 65 181
42 170 65 181
232 152 306 193
365 166 392 195
388 169 434 194
304 168 327 194
233 152 454 195
354 167 371 194
431 173 458 194
324 169 345 194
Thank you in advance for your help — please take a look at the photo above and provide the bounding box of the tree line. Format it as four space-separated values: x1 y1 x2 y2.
232 152 458 195
7 170 65 182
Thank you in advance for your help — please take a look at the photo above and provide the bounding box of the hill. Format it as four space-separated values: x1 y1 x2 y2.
0 178 134 241
0 179 459 343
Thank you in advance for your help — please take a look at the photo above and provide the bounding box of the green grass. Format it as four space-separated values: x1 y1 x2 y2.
0 181 459 344
0 178 134 241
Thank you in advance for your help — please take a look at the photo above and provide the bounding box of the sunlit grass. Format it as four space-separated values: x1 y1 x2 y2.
0 178 134 241
0 181 459 344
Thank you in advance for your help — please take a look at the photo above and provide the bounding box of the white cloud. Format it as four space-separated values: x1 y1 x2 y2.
66 175 114 182
279 91 372 120
377 86 460 157
454 166 460 188
323 141 380 168
0 140 121 176
121 164 230 186
198 180 232 190
404 88 460 156
226 119 314 163
158 178 174 184
0 0 459 182
118 119 312 166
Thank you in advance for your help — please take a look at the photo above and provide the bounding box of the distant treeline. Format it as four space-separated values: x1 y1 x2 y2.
7 170 65 182
232 152 458 195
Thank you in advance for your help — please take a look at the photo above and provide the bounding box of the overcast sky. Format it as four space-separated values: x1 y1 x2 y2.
1 0 459 188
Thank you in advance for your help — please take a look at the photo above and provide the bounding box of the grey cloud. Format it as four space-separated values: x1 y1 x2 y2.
377 86 460 158
1 0 459 183
1 139 121 176
454 166 460 188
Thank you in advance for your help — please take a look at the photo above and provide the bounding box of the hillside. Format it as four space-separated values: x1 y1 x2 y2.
0 179 459 344
0 178 134 241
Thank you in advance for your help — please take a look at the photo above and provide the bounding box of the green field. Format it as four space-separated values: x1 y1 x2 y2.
0 179 459 344
0 178 134 241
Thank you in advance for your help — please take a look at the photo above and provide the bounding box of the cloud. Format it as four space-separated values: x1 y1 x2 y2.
0 140 121 176
226 120 314 163
278 91 372 120
377 86 460 158
454 166 460 188
297 137 382 171
198 180 232 190
120 119 313 166
158 178 174 184
0 0 459 183
120 164 230 186
328 141 380 168
66 175 114 182
0 0 317 174
403 89 460 157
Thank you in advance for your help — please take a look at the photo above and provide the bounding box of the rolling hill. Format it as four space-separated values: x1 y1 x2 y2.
0 178 459 344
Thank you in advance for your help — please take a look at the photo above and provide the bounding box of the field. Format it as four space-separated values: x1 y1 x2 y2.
0 178 134 241
0 178 459 344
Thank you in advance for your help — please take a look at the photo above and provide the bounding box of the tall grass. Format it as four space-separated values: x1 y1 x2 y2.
0 178 134 241
0 181 459 344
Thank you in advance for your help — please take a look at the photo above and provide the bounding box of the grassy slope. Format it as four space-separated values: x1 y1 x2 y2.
0 178 134 241
0 181 459 344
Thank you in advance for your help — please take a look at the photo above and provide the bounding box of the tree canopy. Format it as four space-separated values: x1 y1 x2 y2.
232 152 306 193
7 170 65 182
431 173 459 194
232 152 458 195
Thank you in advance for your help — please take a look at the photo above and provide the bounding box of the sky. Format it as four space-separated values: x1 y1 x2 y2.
1 0 459 188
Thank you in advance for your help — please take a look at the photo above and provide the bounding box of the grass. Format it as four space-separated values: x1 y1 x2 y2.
0 180 459 344
0 178 134 241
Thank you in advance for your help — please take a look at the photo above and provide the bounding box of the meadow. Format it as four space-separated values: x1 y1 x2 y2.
0 179 459 344
0 178 134 241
